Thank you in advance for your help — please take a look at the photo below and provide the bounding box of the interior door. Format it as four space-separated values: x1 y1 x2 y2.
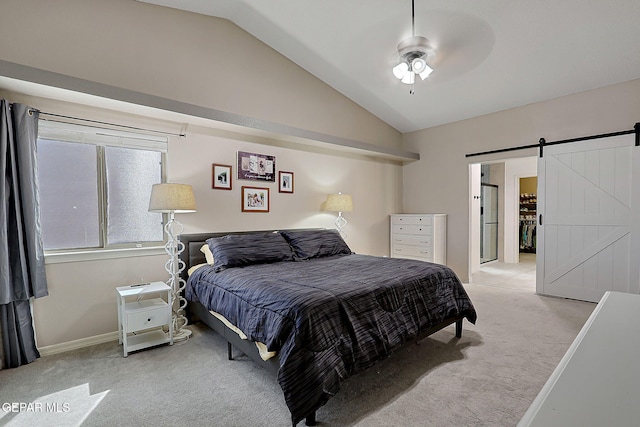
537 134 638 302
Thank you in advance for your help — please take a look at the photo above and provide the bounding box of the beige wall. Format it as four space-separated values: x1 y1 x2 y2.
403 78 640 282
0 0 405 348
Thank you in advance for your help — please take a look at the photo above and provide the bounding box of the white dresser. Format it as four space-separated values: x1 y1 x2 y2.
390 214 447 264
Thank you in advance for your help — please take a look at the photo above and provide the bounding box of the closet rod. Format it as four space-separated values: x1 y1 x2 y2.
29 109 186 138
465 123 639 158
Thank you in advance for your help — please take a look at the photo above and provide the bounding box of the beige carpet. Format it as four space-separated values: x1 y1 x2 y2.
0 282 594 426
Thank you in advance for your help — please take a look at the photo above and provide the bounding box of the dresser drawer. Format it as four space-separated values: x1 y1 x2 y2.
392 224 432 236
391 235 432 246
124 299 168 332
392 244 432 259
391 215 434 226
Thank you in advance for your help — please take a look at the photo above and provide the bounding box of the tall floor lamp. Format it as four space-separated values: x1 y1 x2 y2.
325 192 353 238
149 183 196 341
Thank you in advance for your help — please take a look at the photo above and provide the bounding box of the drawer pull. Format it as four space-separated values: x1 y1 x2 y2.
147 318 152 322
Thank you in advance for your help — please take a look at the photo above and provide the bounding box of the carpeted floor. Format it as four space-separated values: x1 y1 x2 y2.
0 280 595 427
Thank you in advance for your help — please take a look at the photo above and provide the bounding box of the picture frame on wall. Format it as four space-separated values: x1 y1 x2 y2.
241 186 270 212
237 151 276 182
212 164 232 190
279 171 294 193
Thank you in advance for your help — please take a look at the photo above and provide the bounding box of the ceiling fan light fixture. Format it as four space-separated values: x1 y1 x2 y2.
393 62 409 79
418 64 433 80
401 71 415 85
392 0 436 94
411 57 427 73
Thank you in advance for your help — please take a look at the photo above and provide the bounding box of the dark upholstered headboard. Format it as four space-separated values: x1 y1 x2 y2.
177 229 322 282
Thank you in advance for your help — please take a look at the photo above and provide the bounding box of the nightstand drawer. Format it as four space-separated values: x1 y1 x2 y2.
124 299 168 332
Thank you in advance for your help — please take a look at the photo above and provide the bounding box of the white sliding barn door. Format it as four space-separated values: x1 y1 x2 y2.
537 134 639 302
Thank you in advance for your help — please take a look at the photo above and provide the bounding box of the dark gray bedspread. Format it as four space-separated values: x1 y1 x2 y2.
186 254 477 425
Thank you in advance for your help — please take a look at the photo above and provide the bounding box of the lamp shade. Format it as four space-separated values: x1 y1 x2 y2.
325 193 353 213
149 183 196 213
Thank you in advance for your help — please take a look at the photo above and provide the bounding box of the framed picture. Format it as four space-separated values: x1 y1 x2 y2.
237 151 276 182
212 164 232 190
279 171 294 193
241 186 270 212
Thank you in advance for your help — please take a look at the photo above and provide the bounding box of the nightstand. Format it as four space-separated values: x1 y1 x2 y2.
116 281 173 357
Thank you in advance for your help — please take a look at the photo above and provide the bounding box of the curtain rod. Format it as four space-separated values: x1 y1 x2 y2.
28 109 186 138
465 124 639 158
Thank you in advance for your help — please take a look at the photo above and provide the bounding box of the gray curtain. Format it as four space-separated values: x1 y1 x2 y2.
0 100 48 369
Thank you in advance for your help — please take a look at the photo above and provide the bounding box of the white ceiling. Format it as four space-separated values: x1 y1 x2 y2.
139 1 640 132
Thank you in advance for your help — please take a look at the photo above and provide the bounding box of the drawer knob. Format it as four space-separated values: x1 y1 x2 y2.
147 318 152 322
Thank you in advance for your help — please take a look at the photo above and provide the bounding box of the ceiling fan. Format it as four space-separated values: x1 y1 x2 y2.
392 0 434 94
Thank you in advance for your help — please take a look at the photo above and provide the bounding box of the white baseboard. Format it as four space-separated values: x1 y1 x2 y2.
38 331 119 357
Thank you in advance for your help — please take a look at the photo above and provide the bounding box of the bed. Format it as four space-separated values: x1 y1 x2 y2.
180 229 477 426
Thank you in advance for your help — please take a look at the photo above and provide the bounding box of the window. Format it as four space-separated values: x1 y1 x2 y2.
36 121 167 253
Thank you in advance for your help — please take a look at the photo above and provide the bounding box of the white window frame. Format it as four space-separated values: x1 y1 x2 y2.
37 120 169 264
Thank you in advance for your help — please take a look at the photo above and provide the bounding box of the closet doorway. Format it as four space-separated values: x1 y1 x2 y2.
519 177 537 256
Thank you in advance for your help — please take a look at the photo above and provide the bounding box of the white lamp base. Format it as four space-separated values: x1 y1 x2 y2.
335 212 348 238
173 328 192 342
164 212 192 344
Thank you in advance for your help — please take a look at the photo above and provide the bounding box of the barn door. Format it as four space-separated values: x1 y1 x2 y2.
537 134 639 302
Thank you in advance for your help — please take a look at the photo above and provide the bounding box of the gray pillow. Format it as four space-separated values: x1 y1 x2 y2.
207 232 294 272
279 229 352 260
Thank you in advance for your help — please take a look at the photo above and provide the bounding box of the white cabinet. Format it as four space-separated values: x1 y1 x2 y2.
390 214 447 264
116 281 173 357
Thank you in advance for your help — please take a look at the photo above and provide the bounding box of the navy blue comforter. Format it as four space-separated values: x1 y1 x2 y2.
186 254 476 425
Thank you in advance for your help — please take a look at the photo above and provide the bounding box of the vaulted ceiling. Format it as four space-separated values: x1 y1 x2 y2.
139 0 640 133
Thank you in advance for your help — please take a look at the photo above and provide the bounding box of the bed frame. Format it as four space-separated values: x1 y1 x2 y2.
178 230 465 426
